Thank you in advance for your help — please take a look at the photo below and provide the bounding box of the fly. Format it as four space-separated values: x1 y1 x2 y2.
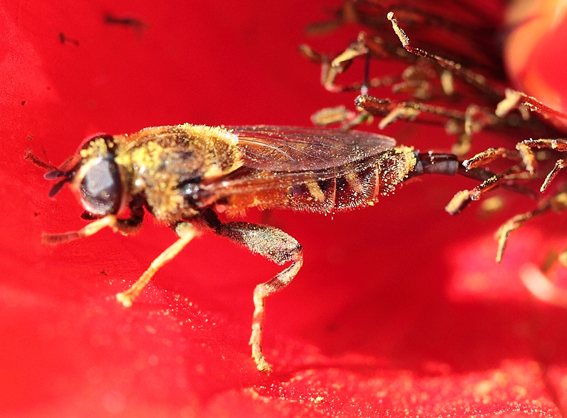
38 123 492 372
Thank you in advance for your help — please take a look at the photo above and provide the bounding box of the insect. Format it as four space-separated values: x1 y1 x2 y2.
39 123 496 372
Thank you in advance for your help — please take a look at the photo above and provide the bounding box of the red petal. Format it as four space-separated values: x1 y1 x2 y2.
1 0 566 416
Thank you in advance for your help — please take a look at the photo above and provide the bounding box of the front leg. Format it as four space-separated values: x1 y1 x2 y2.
215 221 304 372
116 222 199 307
42 205 145 245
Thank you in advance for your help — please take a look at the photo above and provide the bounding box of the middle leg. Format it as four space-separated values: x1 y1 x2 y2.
214 220 304 372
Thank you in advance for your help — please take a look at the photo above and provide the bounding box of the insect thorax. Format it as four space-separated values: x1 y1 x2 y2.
114 124 243 222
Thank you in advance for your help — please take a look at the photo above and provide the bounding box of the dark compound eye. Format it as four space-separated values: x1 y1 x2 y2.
80 159 123 215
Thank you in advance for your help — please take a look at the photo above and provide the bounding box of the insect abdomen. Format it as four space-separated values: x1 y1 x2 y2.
248 146 417 213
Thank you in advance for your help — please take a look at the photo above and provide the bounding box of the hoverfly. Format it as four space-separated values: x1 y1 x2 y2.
39 123 491 372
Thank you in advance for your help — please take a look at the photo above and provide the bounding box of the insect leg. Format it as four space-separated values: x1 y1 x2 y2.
42 205 145 245
43 215 120 245
214 221 303 373
116 222 199 307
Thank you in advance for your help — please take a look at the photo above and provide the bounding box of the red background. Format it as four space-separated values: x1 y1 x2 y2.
1 0 567 416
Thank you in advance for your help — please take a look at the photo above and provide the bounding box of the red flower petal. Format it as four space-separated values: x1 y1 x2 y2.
1 0 566 416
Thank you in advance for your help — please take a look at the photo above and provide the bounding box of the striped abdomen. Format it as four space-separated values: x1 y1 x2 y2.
218 146 419 214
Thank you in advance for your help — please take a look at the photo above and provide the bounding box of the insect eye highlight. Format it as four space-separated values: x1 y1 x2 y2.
79 158 123 215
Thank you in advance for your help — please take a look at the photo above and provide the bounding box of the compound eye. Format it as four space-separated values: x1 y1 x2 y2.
79 159 123 215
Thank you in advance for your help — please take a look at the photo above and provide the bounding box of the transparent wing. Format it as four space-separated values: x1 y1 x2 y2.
229 126 396 172
196 126 397 204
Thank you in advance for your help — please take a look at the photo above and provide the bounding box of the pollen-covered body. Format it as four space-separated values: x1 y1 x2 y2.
113 124 244 223
104 124 418 222
42 123 462 372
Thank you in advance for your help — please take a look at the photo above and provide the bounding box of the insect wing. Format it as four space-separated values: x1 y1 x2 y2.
230 126 396 172
196 126 396 206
